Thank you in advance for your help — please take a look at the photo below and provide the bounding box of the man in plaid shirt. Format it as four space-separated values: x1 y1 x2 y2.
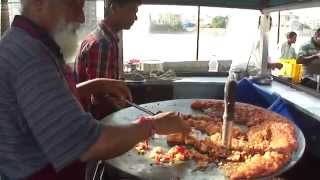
74 0 141 120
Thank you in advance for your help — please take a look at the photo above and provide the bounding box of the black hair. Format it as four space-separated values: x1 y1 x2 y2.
287 31 297 38
107 0 142 8
316 28 320 33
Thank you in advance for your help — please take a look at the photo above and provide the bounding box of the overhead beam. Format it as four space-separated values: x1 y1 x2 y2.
262 0 320 13
141 0 261 10
260 0 270 10
86 0 319 11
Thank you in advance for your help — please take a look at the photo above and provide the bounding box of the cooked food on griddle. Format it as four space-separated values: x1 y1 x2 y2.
134 99 298 180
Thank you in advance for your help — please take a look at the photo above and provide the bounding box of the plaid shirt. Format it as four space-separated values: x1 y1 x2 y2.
74 20 122 83
74 20 123 119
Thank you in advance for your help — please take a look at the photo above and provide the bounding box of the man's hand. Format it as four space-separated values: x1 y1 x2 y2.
298 52 320 64
269 63 283 70
149 112 190 135
81 112 189 162
101 79 132 102
102 94 128 109
76 78 132 102
314 52 320 59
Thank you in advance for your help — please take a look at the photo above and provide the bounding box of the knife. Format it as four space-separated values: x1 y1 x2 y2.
222 79 237 149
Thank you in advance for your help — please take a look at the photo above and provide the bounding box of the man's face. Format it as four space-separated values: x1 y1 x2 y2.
63 0 85 26
288 35 297 44
114 2 139 30
45 0 85 32
314 31 320 45
49 0 85 60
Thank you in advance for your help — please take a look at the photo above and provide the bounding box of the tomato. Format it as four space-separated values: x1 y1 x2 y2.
176 146 186 154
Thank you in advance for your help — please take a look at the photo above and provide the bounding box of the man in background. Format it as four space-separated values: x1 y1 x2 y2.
74 0 141 120
280 31 297 59
297 28 320 88
297 28 320 77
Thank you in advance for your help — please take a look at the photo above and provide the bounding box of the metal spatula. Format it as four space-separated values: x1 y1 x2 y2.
125 100 156 116
104 94 156 116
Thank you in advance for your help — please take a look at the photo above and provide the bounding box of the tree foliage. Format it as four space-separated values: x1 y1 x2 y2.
211 16 228 28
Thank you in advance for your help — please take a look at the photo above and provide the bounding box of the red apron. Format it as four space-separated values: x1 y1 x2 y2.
26 161 86 180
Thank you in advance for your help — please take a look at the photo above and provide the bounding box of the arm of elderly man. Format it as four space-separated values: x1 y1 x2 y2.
14 55 189 171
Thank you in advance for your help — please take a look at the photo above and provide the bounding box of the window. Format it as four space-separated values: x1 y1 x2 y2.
268 11 280 62
78 0 105 41
66 0 104 63
268 7 320 92
123 5 260 67
123 5 198 63
0 0 21 36
269 7 320 80
269 7 320 61
198 7 260 62
0 1 104 48
0 0 104 64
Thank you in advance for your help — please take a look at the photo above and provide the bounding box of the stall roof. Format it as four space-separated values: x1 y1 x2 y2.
142 0 317 11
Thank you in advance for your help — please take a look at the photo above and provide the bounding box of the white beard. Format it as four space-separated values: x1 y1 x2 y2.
52 22 80 63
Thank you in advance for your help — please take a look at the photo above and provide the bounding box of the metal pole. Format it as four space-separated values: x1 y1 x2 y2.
196 6 200 61
1 0 10 36
277 11 280 44
259 14 270 76
317 74 320 92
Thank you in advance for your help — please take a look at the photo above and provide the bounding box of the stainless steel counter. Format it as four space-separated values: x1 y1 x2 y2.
176 77 320 122
127 77 320 121
257 81 320 121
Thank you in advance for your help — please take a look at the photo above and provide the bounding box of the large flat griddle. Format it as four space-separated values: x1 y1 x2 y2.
101 99 305 180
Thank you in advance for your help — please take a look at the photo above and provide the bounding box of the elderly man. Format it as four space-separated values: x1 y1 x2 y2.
74 0 141 120
0 0 189 180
